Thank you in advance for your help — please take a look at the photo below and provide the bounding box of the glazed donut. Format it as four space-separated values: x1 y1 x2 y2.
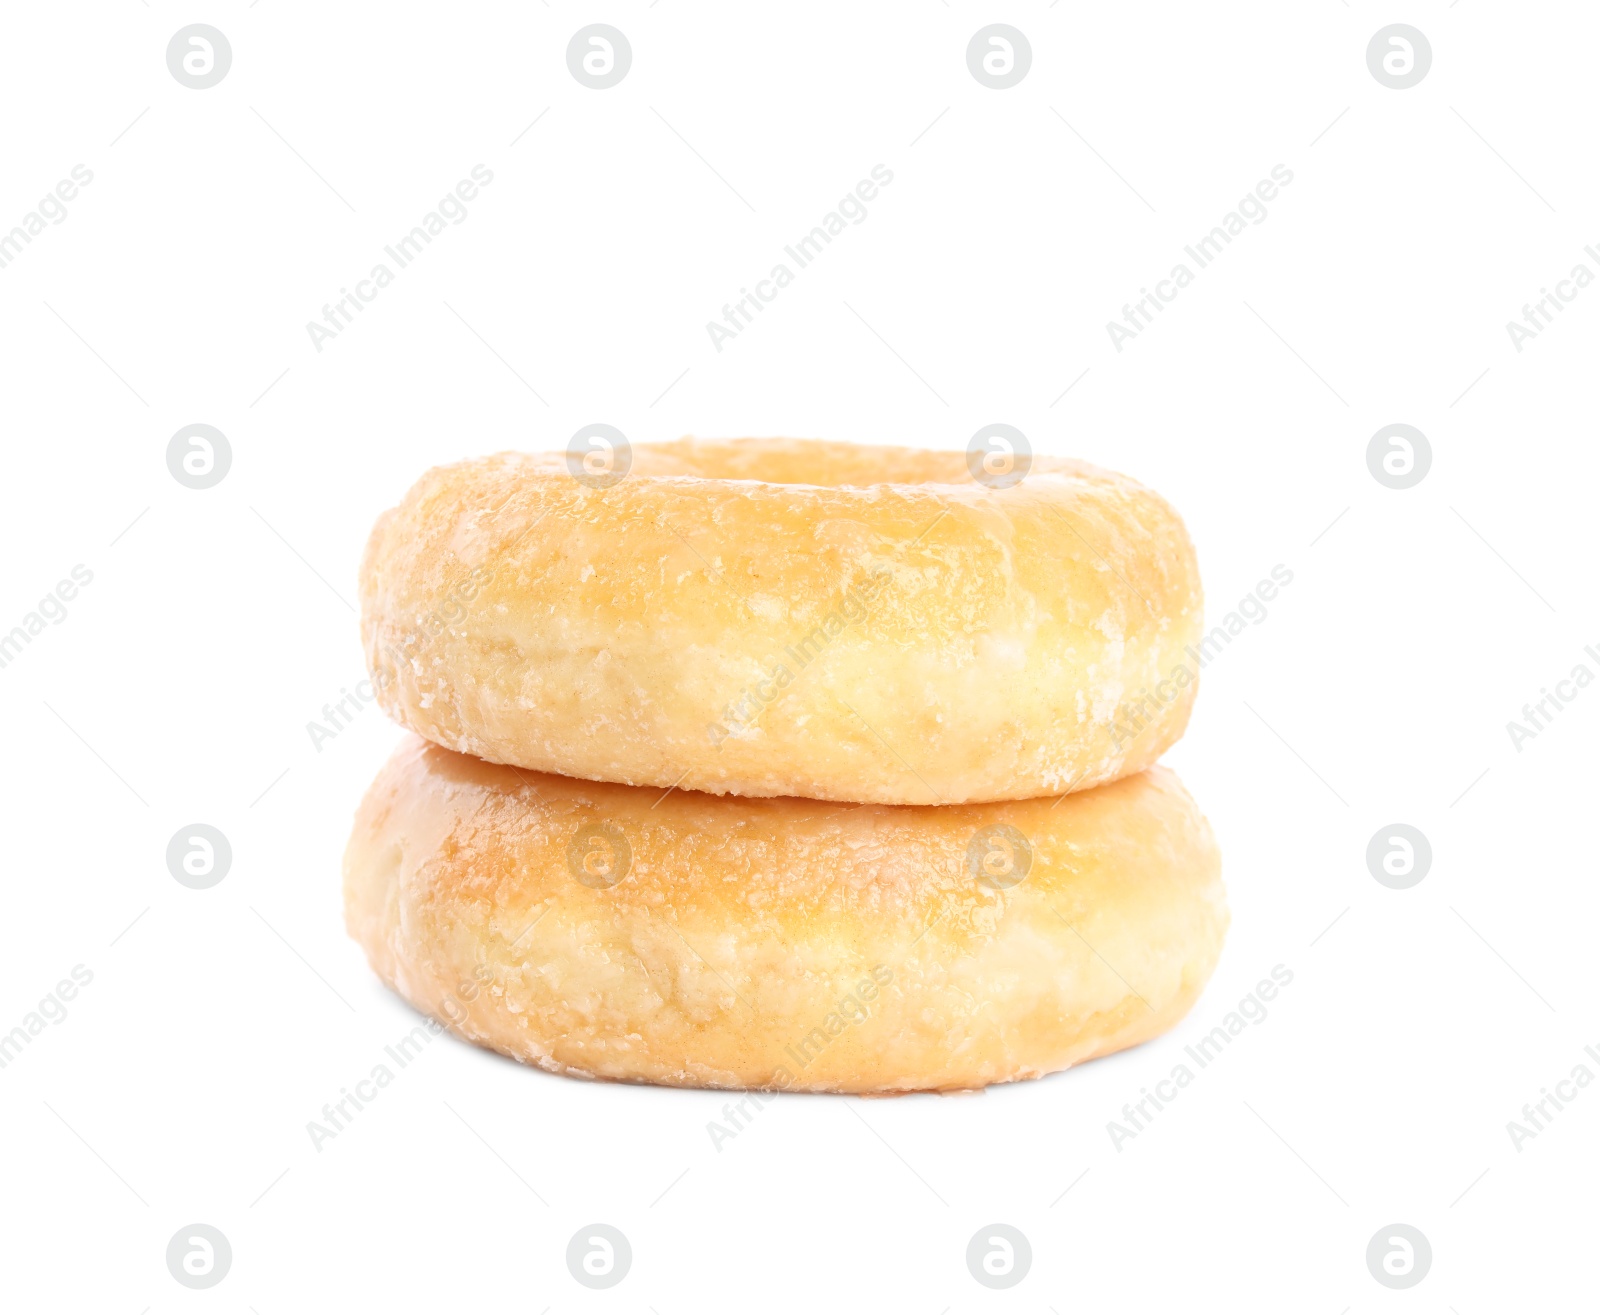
343 738 1227 1093
360 438 1203 805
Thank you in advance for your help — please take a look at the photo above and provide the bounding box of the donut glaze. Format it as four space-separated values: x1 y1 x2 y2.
344 738 1227 1093
359 438 1204 804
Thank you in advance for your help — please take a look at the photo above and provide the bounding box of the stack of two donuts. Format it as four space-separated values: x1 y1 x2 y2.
345 438 1226 1093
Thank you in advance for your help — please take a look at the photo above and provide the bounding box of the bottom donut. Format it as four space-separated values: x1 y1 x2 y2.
344 738 1227 1094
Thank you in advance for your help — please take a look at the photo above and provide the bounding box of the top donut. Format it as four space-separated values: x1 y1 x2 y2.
359 438 1203 805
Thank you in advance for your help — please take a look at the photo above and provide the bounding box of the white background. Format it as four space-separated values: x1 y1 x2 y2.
2 2 1595 1310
